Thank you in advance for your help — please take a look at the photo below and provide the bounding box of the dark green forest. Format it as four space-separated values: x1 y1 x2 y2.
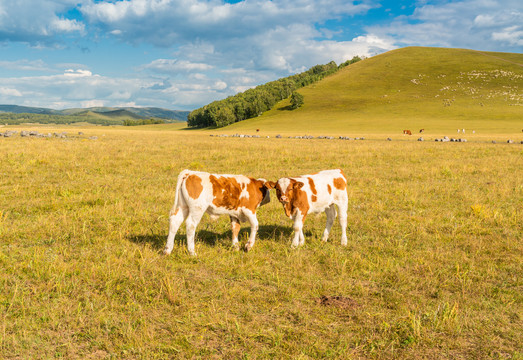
187 57 361 128
123 119 165 126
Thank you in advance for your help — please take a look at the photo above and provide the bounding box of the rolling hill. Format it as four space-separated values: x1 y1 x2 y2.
79 109 144 120
223 47 523 134
61 107 189 121
0 105 189 122
0 105 58 115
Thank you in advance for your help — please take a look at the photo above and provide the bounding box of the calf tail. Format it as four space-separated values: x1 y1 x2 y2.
171 169 190 213
338 168 347 182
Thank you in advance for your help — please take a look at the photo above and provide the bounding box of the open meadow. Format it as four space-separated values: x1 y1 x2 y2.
1 125 522 359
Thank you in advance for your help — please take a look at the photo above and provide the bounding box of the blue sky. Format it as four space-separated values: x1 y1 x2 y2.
0 0 521 110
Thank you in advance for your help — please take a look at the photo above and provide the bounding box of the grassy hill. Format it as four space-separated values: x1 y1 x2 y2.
223 47 523 134
95 109 144 120
63 107 189 121
0 105 189 123
0 104 58 115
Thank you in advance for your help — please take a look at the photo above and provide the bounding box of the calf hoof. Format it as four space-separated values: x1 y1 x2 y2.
244 243 253 252
232 243 240 251
163 248 172 255
188 251 197 256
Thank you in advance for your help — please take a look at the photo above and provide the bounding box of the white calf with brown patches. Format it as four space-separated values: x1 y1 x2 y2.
268 169 348 248
164 169 271 256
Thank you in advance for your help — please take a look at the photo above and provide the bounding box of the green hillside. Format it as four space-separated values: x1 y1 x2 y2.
1 105 189 122
224 47 523 134
62 107 189 121
95 109 144 119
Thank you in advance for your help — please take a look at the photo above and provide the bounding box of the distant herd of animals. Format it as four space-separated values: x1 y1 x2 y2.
164 169 348 256
403 128 478 135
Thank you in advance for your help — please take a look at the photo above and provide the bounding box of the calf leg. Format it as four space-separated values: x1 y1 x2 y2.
321 205 337 242
291 212 306 248
298 222 306 246
243 212 259 252
337 202 348 246
185 211 205 256
164 207 188 255
230 216 241 250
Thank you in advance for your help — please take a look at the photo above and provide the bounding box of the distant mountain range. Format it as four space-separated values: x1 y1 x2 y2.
0 105 189 121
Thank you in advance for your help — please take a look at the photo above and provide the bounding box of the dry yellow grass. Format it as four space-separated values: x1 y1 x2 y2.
0 125 522 359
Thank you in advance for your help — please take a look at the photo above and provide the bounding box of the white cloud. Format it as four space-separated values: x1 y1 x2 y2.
0 0 85 44
115 101 138 107
50 18 85 33
81 0 375 47
64 69 93 77
145 59 214 74
213 80 227 90
367 0 523 51
0 71 145 109
0 87 22 97
474 14 496 27
492 25 523 46
81 99 105 108
0 59 52 72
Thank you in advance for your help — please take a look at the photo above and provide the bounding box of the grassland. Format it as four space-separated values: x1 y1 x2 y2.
224 47 522 135
1 124 521 359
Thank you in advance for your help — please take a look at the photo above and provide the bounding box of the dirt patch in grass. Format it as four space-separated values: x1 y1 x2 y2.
317 295 359 310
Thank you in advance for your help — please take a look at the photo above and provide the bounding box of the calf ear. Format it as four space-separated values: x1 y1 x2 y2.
293 182 304 190
265 181 276 189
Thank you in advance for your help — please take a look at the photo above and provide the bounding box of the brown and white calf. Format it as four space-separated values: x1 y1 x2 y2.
268 169 348 248
164 170 271 256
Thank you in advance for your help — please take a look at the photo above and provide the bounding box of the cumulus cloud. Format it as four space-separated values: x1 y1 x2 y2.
0 70 143 108
64 69 93 77
81 99 105 108
50 18 85 33
0 0 85 45
492 25 523 46
145 59 214 74
0 87 22 97
81 0 373 47
367 0 523 51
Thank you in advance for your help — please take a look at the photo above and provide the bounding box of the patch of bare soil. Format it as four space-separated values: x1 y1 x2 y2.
317 295 359 309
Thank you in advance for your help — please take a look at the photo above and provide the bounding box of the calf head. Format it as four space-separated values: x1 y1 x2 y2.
254 178 272 206
267 178 306 217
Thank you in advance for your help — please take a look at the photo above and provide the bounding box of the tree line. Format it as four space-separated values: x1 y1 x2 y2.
0 113 122 126
0 113 167 126
187 56 362 128
123 119 165 126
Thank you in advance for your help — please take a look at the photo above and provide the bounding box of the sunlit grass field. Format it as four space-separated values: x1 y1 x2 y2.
1 126 522 359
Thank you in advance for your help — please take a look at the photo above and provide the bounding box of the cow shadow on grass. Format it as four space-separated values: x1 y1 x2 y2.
128 224 295 251
128 234 166 249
